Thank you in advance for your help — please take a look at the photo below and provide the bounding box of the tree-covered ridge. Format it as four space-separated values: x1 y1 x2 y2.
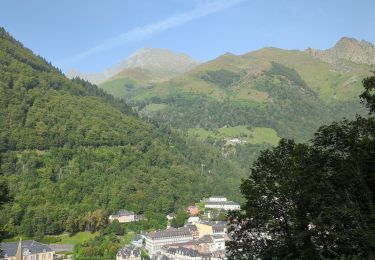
0 27 139 152
0 27 245 240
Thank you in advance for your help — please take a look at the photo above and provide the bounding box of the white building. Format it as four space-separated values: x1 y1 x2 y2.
145 227 193 256
203 197 240 211
204 201 240 211
187 216 200 223
109 209 143 223
207 196 227 202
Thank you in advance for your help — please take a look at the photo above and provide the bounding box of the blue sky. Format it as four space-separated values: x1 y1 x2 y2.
1 0 374 73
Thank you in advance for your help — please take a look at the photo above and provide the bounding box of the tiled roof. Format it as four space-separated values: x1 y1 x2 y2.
204 201 240 206
167 246 200 257
117 209 135 216
197 235 214 243
212 234 225 239
132 235 143 241
185 224 198 232
0 240 53 257
117 244 141 258
199 221 226 226
146 227 192 240
213 224 227 233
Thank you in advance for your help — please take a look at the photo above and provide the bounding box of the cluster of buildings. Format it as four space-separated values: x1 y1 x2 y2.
109 209 144 223
144 221 228 259
116 196 240 260
0 239 55 260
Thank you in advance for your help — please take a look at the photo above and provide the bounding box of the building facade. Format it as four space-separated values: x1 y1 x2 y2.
109 209 143 223
145 227 193 256
203 197 240 211
193 221 227 238
0 240 54 260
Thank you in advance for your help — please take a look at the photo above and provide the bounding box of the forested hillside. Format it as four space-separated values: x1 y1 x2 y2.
0 28 245 239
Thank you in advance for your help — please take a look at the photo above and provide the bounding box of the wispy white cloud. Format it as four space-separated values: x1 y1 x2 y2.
59 0 245 66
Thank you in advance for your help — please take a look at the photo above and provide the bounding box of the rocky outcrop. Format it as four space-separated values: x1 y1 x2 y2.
307 37 375 66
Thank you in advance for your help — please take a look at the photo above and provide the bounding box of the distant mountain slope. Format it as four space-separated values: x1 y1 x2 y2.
99 37 372 143
66 47 198 84
0 28 243 239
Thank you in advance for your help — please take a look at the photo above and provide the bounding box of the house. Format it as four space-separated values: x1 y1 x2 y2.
166 213 176 221
0 239 54 260
193 221 227 238
187 216 200 223
116 244 141 260
203 197 240 211
187 206 199 216
131 235 144 248
185 224 199 240
109 209 143 223
144 227 193 256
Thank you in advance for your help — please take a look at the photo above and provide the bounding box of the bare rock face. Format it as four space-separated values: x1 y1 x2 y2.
65 48 198 84
307 37 375 66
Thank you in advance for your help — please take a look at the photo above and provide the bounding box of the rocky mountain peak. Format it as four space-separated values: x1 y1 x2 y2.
307 37 375 66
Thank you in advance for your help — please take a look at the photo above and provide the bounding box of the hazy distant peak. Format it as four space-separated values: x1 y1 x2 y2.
66 47 198 84
307 37 375 66
117 47 198 73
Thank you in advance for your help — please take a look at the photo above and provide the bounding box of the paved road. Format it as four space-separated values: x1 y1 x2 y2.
49 244 74 252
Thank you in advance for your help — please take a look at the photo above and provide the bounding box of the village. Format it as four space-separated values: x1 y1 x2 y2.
113 196 240 260
0 196 240 260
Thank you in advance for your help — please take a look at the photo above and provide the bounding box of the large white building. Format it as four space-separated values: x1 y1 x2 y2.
144 227 193 256
203 196 240 211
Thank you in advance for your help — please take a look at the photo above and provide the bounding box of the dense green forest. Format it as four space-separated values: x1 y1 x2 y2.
227 74 375 259
0 28 246 240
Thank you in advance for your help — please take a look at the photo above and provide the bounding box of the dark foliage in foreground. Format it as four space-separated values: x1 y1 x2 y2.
227 73 375 259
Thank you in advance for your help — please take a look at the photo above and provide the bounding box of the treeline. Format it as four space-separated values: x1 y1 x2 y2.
227 74 375 259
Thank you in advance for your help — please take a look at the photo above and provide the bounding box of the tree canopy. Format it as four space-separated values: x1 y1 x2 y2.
227 73 375 259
